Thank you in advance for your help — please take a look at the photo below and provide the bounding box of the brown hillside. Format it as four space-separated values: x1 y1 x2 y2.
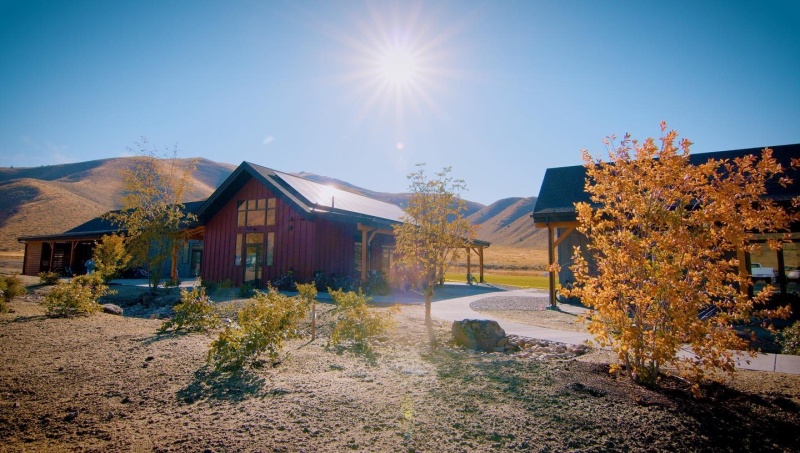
0 178 108 251
469 197 547 248
1 158 235 252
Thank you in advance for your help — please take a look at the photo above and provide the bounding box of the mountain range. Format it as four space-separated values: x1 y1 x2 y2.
0 158 546 251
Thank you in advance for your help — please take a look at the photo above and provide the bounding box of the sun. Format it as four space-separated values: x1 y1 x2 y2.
377 46 419 87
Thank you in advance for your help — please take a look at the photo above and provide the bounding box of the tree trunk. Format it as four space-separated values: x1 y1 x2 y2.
425 293 436 345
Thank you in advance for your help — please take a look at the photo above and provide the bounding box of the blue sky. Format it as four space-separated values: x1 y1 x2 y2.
1 0 798 205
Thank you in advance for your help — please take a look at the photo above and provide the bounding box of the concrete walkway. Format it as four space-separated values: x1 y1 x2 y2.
108 278 800 375
429 285 800 376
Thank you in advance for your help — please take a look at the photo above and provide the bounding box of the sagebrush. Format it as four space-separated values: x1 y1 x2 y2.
38 271 60 285
329 289 398 351
207 288 308 371
1 275 28 309
160 285 219 333
43 274 111 318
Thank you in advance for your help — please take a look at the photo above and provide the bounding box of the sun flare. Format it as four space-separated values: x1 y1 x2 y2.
377 47 419 86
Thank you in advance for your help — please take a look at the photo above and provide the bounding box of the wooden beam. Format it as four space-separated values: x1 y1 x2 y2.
552 227 575 249
548 225 557 307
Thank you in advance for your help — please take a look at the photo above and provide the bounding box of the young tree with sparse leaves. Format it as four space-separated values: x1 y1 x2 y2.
568 122 794 393
393 164 475 334
105 140 197 290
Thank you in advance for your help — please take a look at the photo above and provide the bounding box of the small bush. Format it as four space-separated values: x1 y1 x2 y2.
164 278 181 288
219 279 233 290
239 283 255 298
329 289 398 352
207 288 308 372
201 279 218 295
43 274 111 318
38 271 61 285
779 321 800 355
1 275 28 303
160 286 220 333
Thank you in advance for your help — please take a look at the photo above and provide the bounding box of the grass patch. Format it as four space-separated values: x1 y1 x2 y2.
444 271 548 289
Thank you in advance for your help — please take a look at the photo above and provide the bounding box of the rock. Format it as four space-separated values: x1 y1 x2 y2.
451 319 507 352
102 304 123 316
496 337 508 347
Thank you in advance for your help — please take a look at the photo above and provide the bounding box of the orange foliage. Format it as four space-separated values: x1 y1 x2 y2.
569 123 795 391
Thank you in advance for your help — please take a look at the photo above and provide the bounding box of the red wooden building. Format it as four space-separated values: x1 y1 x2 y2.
198 162 406 287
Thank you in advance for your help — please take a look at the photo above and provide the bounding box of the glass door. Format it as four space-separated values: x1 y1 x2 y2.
244 233 264 287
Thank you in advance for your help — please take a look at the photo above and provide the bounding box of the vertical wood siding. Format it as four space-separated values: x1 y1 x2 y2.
23 242 43 276
202 177 359 287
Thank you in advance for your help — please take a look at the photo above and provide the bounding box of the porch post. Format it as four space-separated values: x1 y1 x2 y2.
548 224 557 307
479 247 485 283
466 247 472 282
48 241 55 273
361 228 368 281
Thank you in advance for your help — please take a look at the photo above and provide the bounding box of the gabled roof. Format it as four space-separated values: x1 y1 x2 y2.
532 143 800 224
18 201 206 243
197 162 407 227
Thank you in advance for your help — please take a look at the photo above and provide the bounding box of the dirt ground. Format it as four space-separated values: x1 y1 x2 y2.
1 281 800 452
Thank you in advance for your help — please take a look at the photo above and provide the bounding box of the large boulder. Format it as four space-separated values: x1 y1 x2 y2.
452 319 507 352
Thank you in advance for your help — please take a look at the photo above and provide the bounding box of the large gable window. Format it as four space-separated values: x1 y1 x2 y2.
237 198 276 227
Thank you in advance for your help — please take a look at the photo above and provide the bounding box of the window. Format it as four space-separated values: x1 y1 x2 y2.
237 198 277 227
235 234 242 266
266 232 275 266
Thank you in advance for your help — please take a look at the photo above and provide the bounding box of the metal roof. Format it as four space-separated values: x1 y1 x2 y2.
532 143 800 224
267 167 406 223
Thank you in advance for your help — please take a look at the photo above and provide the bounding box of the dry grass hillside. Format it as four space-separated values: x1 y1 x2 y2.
469 197 548 249
0 158 235 251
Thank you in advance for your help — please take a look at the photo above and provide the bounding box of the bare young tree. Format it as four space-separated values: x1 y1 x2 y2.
393 164 475 337
105 139 197 290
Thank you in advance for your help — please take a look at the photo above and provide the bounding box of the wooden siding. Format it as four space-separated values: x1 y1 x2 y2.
23 242 43 276
556 228 593 287
202 177 360 287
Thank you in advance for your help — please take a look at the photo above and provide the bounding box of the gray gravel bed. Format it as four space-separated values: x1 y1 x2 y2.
470 295 551 311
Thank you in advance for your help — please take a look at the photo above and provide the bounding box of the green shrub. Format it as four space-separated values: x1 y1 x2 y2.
160 286 220 333
219 279 233 290
207 288 308 372
164 278 181 288
779 321 800 356
38 271 61 285
1 275 28 303
201 279 219 295
239 283 255 298
43 274 111 318
329 289 398 351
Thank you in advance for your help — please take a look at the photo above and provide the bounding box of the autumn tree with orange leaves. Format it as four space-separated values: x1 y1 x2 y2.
568 123 795 392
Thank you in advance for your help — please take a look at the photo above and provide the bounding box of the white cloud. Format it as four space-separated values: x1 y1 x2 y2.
263 135 275 145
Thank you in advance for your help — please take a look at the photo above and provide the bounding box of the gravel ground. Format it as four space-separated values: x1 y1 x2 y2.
471 296 589 333
1 284 799 452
